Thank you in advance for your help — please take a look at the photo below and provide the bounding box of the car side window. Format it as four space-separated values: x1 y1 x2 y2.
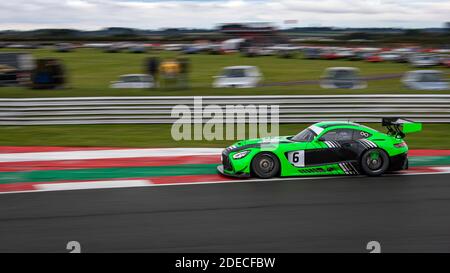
320 129 354 142
353 130 372 140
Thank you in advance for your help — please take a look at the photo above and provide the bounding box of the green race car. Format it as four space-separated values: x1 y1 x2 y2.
217 118 422 178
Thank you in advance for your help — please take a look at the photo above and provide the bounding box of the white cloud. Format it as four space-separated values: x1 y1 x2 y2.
66 0 97 9
0 0 448 30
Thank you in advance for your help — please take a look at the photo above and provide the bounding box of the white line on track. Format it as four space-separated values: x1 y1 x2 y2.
34 179 151 191
0 148 223 163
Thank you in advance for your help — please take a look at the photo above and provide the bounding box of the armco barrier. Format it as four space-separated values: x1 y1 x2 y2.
0 95 449 125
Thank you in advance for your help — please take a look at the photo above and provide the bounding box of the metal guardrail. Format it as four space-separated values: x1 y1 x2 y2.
0 95 449 125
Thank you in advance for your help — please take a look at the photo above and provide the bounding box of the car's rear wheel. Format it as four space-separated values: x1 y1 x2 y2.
251 152 280 179
360 148 389 176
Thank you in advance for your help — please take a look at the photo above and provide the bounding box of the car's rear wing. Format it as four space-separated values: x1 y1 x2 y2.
382 118 422 138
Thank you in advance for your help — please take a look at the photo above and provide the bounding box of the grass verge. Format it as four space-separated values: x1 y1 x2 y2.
0 123 448 149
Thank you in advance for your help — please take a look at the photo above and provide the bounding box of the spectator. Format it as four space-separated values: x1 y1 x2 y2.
160 59 180 89
177 57 190 89
146 57 160 87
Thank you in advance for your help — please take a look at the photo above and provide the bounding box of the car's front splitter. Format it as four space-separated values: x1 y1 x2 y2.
217 165 251 178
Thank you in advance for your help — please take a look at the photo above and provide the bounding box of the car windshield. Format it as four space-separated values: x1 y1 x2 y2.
222 68 246 78
291 128 316 142
121 76 141 82
331 70 356 80
418 73 443 82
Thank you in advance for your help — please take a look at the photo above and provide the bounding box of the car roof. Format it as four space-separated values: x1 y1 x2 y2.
313 121 362 129
325 67 360 71
224 66 257 69
408 70 442 74
120 74 150 77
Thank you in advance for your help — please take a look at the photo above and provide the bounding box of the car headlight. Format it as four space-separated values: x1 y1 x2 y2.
232 150 250 160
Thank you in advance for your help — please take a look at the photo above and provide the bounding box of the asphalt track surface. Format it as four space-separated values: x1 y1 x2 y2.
1 173 450 252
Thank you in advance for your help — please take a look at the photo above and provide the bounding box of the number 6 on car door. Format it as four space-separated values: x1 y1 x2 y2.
287 150 305 167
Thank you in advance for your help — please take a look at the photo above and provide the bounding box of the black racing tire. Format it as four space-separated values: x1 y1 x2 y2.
251 152 280 179
360 148 390 176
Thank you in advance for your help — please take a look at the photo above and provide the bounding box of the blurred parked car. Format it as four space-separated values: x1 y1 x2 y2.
6 44 40 49
336 49 355 59
206 44 224 55
320 50 340 60
182 45 202 54
348 51 367 61
128 45 147 53
379 52 402 62
221 38 246 53
242 45 276 57
303 48 322 59
104 43 126 53
269 44 299 58
320 67 367 89
213 66 261 88
110 74 155 89
365 53 383 63
439 56 450 68
163 44 185 51
402 70 448 91
55 43 75 52
409 54 440 67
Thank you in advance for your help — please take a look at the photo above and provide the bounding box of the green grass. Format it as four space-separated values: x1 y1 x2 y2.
0 48 448 98
0 123 448 149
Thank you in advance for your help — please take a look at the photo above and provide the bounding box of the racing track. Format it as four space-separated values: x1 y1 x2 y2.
1 173 450 252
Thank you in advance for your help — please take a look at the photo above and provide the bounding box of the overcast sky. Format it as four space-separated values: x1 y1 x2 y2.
1 0 449 30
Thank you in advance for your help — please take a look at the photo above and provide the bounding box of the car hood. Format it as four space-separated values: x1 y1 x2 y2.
225 136 308 152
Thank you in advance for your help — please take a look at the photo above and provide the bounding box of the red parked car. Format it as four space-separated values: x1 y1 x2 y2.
441 57 450 68
366 54 383 63
320 50 340 60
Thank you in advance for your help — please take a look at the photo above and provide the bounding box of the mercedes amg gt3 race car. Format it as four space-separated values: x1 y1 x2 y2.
218 118 422 178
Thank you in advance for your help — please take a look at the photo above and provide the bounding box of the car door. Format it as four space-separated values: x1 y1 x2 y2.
284 129 316 169
306 128 355 166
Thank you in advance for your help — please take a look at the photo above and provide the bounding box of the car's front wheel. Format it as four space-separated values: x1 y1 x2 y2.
360 148 389 176
251 152 280 179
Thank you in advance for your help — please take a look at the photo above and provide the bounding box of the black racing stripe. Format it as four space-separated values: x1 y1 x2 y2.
348 162 359 174
339 163 348 174
366 140 377 148
344 163 351 174
346 162 357 174
358 140 369 149
345 162 353 174
364 139 376 148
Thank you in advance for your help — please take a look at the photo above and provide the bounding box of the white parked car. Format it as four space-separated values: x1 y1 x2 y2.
213 66 262 88
409 54 440 67
110 74 155 89
402 70 448 90
320 67 367 89
221 38 246 52
55 43 75 52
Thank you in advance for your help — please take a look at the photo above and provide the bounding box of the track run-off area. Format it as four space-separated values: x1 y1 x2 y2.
0 147 449 194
